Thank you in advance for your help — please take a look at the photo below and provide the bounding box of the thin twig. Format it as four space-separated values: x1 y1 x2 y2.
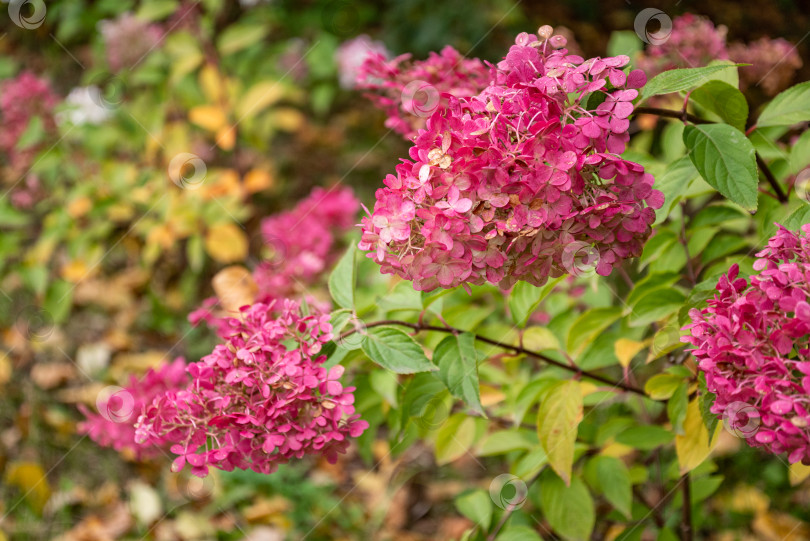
680 473 693 541
339 320 646 395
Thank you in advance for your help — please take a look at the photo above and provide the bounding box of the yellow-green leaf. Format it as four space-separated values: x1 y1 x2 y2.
435 414 477 465
537 380 583 485
675 398 721 474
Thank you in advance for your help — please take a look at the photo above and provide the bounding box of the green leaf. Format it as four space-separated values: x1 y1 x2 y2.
627 288 686 328
538 472 595 541
607 30 642 60
566 307 622 357
477 429 535 456
690 81 749 131
44 280 73 324
698 373 720 442
683 124 758 211
433 333 483 415
435 413 477 465
586 456 632 519
667 382 689 435
615 426 674 450
789 129 810 174
455 489 493 531
784 205 810 230
537 380 583 485
496 526 543 541
640 64 744 102
509 276 564 327
328 244 356 309
757 80 810 127
644 374 684 400
361 326 436 374
653 157 701 225
217 22 269 56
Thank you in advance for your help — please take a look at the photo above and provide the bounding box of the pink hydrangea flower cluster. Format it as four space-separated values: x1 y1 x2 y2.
335 35 390 89
0 71 58 173
729 37 803 96
253 185 359 301
78 357 188 459
135 300 368 476
99 13 164 72
636 13 728 76
357 44 491 137
637 14 801 96
358 28 663 291
683 224 810 464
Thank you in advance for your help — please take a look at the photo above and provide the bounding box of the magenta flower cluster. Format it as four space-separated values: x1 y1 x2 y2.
79 357 188 459
135 300 368 476
0 71 58 173
637 13 801 96
253 185 359 302
684 225 810 464
357 44 491 138
358 28 663 291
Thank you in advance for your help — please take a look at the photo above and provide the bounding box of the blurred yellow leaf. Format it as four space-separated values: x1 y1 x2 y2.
479 384 505 407
675 398 720 474
216 125 237 151
236 81 284 119
537 380 582 485
67 196 92 218
727 484 769 514
754 510 810 540
5 461 51 514
199 63 226 105
244 168 274 193
0 351 10 386
522 327 559 351
212 266 257 313
106 202 135 223
147 224 176 250
790 462 810 486
614 338 645 368
272 107 305 132
205 223 248 263
189 105 227 132
61 259 90 283
200 169 241 200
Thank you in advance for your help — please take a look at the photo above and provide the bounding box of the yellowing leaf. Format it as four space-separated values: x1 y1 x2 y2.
236 81 285 119
435 414 477 465
199 63 226 105
5 461 51 514
272 108 305 132
675 398 720 474
212 266 257 313
215 125 236 151
205 223 248 263
189 105 227 132
60 259 90 283
614 338 645 368
0 351 10 385
479 384 505 407
522 327 560 351
200 169 241 200
790 462 810 486
537 380 583 485
244 168 274 193
67 196 92 218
